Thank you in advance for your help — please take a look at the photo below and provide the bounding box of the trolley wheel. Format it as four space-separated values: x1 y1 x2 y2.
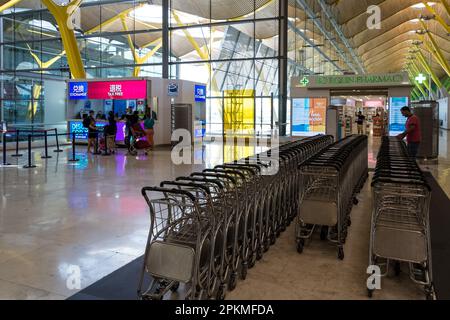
367 289 373 298
256 247 263 260
270 234 276 245
216 284 226 300
228 272 238 291
170 281 180 292
248 254 256 268
296 239 304 254
320 226 328 241
338 247 344 260
353 197 359 205
425 284 435 300
394 261 401 276
241 263 248 280
263 239 270 252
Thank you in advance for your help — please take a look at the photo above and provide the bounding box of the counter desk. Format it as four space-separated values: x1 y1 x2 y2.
68 119 142 145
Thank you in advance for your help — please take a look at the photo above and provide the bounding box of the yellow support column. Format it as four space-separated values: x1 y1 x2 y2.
120 16 163 77
41 0 86 79
407 68 427 98
411 60 432 93
422 1 450 34
415 50 443 89
26 44 67 117
438 0 450 17
0 0 22 12
171 10 220 93
419 20 450 76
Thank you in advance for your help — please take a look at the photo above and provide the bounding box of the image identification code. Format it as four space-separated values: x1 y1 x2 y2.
175 304 274 317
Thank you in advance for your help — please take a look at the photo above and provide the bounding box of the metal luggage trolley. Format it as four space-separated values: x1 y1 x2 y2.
240 156 278 251
164 179 228 300
296 135 368 259
139 186 213 300
177 174 238 298
138 134 337 300
369 137 434 299
206 165 260 279
219 163 266 265
194 169 250 281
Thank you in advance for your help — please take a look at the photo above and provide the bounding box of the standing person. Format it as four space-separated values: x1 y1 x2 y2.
143 111 155 149
105 111 117 154
87 110 97 154
356 111 366 135
397 106 421 158
121 107 133 150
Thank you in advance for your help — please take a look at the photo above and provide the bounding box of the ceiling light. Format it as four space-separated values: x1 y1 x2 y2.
411 2 436 9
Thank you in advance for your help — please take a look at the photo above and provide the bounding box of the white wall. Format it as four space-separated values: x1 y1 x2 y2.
44 80 66 124
149 78 204 145
438 97 449 130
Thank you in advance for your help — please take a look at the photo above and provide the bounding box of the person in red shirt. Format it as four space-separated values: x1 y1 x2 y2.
397 106 421 158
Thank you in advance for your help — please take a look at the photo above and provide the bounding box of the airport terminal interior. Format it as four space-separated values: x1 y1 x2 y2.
0 0 449 301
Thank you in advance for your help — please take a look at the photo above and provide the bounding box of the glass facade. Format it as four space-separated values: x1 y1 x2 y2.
0 0 355 136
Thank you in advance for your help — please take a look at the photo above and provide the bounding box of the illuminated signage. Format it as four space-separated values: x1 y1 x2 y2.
415 73 426 84
68 80 147 100
299 77 310 87
195 84 206 102
295 72 410 88
69 82 88 100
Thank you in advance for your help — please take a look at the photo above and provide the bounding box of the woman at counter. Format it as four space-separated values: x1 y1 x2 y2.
86 110 98 154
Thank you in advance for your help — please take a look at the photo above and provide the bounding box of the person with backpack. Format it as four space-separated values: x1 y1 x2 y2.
143 111 155 149
104 111 117 154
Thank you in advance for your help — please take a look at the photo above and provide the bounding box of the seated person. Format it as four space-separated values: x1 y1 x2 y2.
96 111 106 120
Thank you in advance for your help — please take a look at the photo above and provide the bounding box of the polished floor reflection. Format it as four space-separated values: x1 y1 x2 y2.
0 131 449 300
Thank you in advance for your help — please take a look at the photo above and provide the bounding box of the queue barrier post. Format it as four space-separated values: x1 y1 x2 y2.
68 132 79 162
11 129 23 157
23 134 37 169
54 128 63 153
2 132 11 166
41 130 52 159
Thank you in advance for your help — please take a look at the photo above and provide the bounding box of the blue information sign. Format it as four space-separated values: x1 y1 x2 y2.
69 82 88 100
194 84 207 102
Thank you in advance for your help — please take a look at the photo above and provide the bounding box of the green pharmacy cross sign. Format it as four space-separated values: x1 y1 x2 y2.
299 76 310 87
415 73 426 84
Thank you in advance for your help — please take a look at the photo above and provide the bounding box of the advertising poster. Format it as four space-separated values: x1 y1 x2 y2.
389 97 408 136
292 98 327 136
292 98 310 136
309 98 327 133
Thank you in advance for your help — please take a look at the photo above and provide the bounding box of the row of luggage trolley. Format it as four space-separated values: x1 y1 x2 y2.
138 134 334 300
296 135 369 259
368 137 434 299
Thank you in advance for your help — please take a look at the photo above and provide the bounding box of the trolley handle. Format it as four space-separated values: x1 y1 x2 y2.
221 164 260 175
371 177 431 190
160 181 211 195
141 186 197 201
176 176 225 189
203 168 246 181
191 171 238 185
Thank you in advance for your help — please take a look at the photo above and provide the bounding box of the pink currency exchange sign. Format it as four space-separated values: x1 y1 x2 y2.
88 80 147 100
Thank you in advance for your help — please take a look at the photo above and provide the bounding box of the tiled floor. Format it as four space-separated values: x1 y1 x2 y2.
0 131 449 300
